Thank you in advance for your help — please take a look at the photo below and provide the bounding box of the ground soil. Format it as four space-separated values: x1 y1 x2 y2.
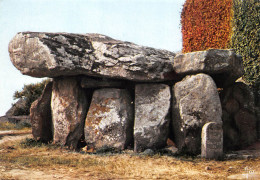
0 131 260 180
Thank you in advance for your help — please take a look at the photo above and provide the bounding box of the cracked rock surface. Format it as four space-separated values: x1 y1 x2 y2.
30 81 53 142
84 88 134 150
9 32 176 82
51 77 88 149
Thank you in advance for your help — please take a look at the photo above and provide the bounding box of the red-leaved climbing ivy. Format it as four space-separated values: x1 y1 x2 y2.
181 0 233 53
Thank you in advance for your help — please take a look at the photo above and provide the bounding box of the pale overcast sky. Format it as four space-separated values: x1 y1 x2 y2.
0 0 185 116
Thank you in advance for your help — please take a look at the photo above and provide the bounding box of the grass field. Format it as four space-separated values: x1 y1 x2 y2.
1 137 260 179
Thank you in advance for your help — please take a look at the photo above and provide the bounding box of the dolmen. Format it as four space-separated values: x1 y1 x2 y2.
9 32 259 159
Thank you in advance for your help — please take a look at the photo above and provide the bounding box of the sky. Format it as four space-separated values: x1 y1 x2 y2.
0 0 185 116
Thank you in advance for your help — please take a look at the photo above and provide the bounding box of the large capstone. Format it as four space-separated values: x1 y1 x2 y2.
173 49 244 87
8 32 176 82
84 88 134 150
51 77 88 149
134 84 171 152
30 81 53 142
172 73 222 155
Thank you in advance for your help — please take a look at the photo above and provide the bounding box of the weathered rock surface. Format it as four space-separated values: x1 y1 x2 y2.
222 110 240 150
254 85 260 139
51 77 87 149
232 83 255 110
9 32 176 82
201 122 223 160
256 106 260 139
30 81 53 142
173 49 244 87
134 84 171 152
234 109 257 147
220 82 258 150
172 73 222 154
84 88 133 150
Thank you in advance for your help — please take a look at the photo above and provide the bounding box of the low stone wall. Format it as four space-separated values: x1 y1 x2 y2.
8 32 259 158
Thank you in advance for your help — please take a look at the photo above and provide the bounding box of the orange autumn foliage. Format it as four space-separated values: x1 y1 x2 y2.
181 0 233 53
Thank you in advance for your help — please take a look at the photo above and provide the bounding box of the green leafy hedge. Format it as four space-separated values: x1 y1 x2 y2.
231 0 260 86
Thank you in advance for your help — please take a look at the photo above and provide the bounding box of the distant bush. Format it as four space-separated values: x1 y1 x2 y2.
13 79 51 115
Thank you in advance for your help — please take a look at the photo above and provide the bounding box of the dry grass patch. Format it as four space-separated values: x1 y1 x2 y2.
0 121 31 131
0 138 260 179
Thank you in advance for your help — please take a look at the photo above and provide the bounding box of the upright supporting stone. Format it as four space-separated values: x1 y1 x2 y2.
51 77 88 149
256 107 260 139
220 82 258 149
255 87 260 139
84 88 134 150
30 81 53 142
201 122 223 160
134 84 171 152
172 73 222 154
